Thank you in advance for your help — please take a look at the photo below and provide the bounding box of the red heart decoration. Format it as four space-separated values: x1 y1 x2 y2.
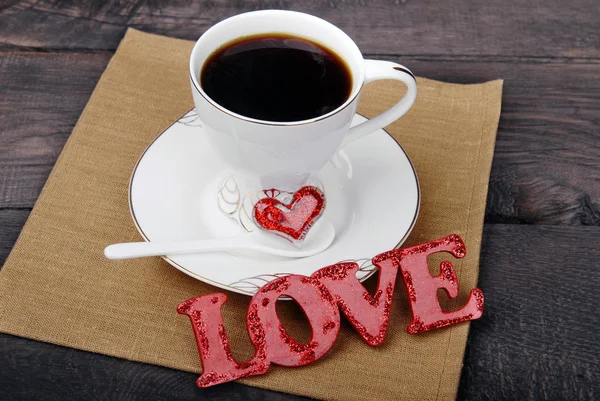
253 186 326 241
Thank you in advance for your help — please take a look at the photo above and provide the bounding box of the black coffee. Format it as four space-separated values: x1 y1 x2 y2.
201 34 352 122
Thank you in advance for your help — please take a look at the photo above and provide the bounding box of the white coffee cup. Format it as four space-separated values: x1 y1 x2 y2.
190 10 416 191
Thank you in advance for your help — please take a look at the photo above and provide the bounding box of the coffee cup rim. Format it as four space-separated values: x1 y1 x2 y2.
189 10 365 126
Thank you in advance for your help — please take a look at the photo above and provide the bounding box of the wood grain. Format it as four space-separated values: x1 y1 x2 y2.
0 209 29 266
2 224 598 400
0 334 309 401
0 0 598 57
1 52 599 225
459 224 600 401
0 52 111 207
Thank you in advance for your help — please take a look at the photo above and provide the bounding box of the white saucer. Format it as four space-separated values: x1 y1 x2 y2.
129 110 420 296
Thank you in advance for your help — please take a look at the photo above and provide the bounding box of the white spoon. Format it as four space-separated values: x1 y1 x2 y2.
104 221 335 260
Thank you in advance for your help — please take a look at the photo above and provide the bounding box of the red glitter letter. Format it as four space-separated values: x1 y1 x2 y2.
177 294 269 387
178 275 341 387
178 234 485 387
395 234 485 334
311 260 399 346
248 275 340 366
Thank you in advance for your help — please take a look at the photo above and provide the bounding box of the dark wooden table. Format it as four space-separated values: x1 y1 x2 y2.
1 1 599 400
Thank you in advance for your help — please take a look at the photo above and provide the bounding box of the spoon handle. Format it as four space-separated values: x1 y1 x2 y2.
104 237 247 260
104 222 334 260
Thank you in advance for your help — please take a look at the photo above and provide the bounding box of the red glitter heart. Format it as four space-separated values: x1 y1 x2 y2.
253 186 326 241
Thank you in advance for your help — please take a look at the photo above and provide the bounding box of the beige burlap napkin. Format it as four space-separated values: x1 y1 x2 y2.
0 29 502 401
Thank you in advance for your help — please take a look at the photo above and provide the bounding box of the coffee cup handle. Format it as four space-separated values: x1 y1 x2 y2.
340 59 417 148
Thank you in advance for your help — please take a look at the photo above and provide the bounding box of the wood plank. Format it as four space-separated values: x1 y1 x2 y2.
0 334 309 401
404 58 600 226
2 223 598 399
0 0 598 57
0 51 111 207
2 52 599 224
0 209 29 267
459 224 600 401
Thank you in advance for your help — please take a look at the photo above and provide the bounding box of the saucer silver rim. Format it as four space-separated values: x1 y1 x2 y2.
128 110 420 296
